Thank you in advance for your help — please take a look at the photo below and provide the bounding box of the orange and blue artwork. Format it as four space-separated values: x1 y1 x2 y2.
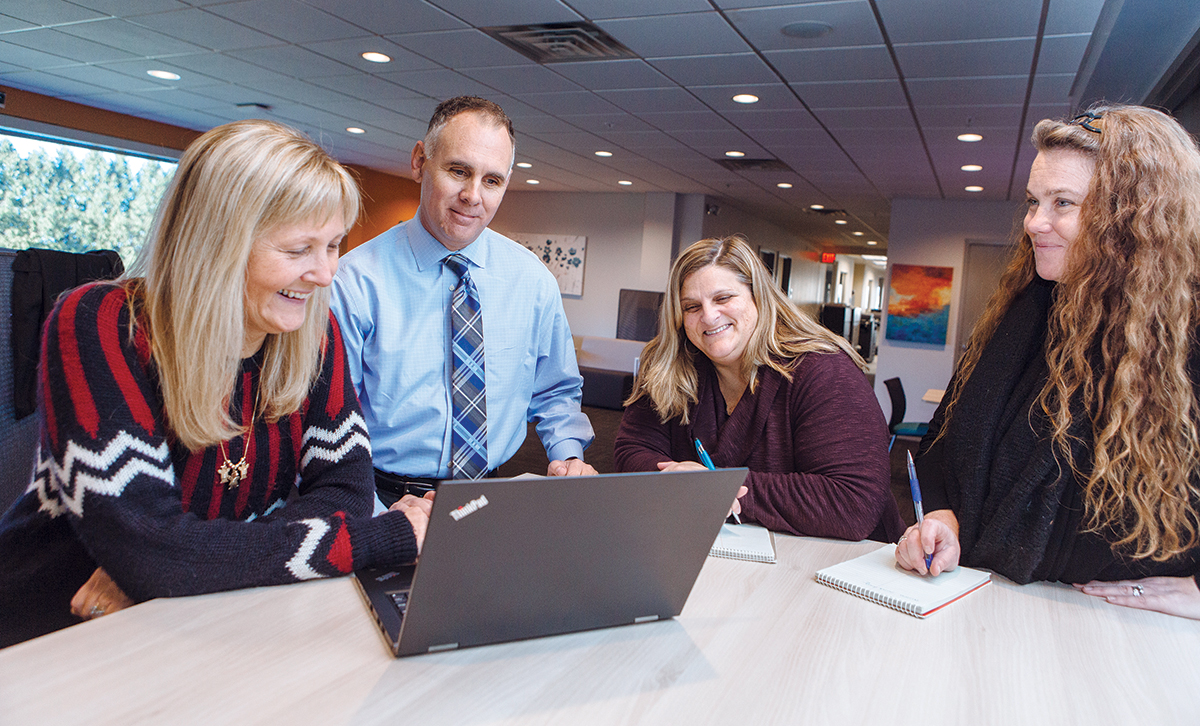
886 264 953 345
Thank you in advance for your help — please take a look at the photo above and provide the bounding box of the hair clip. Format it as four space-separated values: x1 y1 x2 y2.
1071 111 1103 134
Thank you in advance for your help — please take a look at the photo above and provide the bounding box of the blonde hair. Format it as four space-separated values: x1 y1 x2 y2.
127 119 360 451
627 236 865 423
946 104 1200 561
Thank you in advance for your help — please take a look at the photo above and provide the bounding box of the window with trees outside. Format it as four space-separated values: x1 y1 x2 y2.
0 129 177 268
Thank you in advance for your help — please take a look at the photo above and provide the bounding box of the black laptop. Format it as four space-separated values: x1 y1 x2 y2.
353 468 749 657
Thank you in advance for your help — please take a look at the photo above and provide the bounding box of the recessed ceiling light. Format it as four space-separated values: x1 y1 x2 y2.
965 185 983 192
867 240 878 245
861 254 888 262
781 21 834 39
732 93 759 104
777 182 793 189
147 70 180 80
346 127 365 134
835 219 848 225
516 161 532 168
595 150 613 157
852 231 864 236
810 204 824 210
958 133 984 142
961 164 983 172
526 179 540 185
618 180 633 186
361 52 391 63
725 150 745 157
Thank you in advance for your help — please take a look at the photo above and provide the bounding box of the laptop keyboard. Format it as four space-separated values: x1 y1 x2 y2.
388 590 409 616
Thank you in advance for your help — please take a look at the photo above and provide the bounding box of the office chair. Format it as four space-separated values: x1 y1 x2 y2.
883 377 929 451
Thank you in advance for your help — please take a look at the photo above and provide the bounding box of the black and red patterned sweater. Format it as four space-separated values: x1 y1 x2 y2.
0 282 416 646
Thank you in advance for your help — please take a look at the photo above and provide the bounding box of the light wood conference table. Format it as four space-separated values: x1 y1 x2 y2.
1 535 1196 725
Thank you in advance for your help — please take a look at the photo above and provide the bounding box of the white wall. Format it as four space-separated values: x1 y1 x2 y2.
698 198 823 307
491 191 676 338
874 198 1021 421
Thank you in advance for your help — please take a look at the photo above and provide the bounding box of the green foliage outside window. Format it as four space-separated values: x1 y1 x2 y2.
0 134 176 268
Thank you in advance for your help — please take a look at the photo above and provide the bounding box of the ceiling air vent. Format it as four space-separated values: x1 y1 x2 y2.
482 22 637 64
715 158 791 172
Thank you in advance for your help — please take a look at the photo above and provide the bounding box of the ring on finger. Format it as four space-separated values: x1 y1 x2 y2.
1132 584 1144 598
898 534 908 544
89 604 105 617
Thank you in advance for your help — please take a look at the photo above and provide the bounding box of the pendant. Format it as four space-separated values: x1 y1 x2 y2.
218 456 249 489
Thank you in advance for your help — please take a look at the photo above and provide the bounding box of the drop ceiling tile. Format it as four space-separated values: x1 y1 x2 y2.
1045 0 1108 36
388 29 534 69
332 101 429 137
129 85 236 112
186 83 293 109
128 8 282 51
725 1 885 51
833 127 922 147
894 37 1035 79
791 79 906 108
469 65 582 95
423 0 581 26
2 28 138 63
746 126 826 149
1029 73 1074 104
766 45 896 83
0 0 105 25
550 59 674 91
557 113 655 134
0 39 82 70
722 107 821 130
649 53 777 86
57 18 209 58
815 106 914 129
62 0 186 16
1025 102 1073 124
307 74 427 104
1037 33 1092 75
638 110 735 132
598 87 708 114
0 16 35 33
569 0 711 20
98 56 268 89
207 0 365 43
305 37 442 73
229 45 360 79
916 104 1025 129
0 70 116 97
514 90 623 115
689 83 804 113
304 0 466 35
874 0 1042 43
669 128 762 154
597 13 750 58
40 63 167 93
906 76 1028 107
377 68 496 98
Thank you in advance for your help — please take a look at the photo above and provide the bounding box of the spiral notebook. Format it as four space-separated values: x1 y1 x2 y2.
815 544 990 618
709 523 776 563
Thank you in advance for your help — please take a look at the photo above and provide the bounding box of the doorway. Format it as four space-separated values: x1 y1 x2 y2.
956 240 1012 364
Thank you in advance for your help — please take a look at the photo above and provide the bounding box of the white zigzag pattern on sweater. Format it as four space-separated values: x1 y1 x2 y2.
299 412 370 470
286 518 330 580
32 433 173 518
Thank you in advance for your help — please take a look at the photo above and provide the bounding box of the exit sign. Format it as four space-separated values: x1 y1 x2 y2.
821 252 836 264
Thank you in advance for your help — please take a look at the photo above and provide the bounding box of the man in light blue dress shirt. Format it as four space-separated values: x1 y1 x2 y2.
332 97 596 506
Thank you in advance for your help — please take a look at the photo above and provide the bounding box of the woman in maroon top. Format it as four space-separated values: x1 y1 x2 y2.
614 237 903 542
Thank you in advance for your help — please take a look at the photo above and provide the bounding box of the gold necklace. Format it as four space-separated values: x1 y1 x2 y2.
218 383 260 490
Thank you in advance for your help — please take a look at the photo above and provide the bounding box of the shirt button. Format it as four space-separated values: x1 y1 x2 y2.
449 284 455 291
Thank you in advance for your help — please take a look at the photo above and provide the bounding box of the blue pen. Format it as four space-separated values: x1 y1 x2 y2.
695 438 740 524
906 450 933 571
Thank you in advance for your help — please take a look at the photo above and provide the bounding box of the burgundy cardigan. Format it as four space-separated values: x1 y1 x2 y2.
615 350 903 543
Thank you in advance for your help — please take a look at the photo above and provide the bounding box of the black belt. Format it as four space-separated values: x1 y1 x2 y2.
373 467 500 507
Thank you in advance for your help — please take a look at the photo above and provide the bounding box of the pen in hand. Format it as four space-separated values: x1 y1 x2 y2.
695 437 740 524
906 450 933 571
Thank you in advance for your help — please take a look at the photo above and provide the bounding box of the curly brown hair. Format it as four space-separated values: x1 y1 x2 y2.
945 104 1200 561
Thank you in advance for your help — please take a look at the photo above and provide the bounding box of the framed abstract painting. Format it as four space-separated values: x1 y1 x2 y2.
886 264 953 345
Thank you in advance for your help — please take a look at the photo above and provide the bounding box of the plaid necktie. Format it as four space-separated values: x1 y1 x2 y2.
445 254 488 479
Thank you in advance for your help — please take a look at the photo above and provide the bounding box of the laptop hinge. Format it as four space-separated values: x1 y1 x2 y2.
428 642 459 653
634 615 659 624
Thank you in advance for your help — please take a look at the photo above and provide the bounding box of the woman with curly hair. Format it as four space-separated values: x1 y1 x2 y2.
614 236 904 542
895 105 1200 619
